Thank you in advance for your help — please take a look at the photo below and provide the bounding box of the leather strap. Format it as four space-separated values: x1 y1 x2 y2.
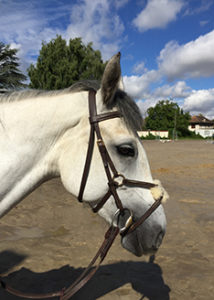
121 197 162 236
122 178 156 189
60 226 119 300
78 123 95 202
0 226 119 300
0 279 63 299
78 89 121 203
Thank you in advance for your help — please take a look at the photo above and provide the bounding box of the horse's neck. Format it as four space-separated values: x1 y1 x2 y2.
2 93 86 143
0 92 87 217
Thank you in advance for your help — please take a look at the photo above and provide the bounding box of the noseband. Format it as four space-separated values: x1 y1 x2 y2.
0 90 163 300
78 89 162 236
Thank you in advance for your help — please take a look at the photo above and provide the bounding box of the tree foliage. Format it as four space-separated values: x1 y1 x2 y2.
145 100 191 137
0 42 27 89
28 36 106 90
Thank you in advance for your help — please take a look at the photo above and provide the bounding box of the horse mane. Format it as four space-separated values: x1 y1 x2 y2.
0 80 142 132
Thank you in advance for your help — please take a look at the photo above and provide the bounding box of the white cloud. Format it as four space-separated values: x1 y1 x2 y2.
124 30 214 119
133 0 184 32
153 81 192 99
66 0 125 60
137 98 159 117
136 85 214 119
183 89 214 119
158 30 214 81
114 0 130 9
184 0 213 16
123 70 191 101
200 20 209 27
0 1 64 73
134 81 192 116
0 0 126 75
132 61 147 74
123 69 161 99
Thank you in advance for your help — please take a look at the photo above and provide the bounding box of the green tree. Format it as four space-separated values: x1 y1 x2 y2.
0 42 27 89
145 100 191 137
28 36 106 90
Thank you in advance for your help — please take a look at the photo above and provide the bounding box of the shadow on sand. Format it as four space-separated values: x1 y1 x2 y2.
0 250 170 300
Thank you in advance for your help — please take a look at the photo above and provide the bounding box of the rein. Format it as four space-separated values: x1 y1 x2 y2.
0 90 162 299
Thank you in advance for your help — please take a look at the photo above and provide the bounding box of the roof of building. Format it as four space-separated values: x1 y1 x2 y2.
189 115 214 124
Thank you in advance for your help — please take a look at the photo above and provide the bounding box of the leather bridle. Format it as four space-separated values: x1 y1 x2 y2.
78 89 162 236
0 90 163 299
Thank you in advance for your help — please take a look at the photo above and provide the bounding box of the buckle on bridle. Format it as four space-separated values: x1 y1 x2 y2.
112 208 133 234
113 173 125 187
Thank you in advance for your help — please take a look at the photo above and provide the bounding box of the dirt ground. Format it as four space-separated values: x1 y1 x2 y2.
0 140 213 300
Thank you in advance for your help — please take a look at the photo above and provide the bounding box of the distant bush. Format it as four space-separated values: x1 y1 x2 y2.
140 131 205 140
181 131 204 139
145 100 190 137
140 133 156 140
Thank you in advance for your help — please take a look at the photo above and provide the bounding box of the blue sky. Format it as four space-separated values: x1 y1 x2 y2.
1 0 214 118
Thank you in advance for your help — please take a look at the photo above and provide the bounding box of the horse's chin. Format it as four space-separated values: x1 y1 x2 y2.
121 230 159 257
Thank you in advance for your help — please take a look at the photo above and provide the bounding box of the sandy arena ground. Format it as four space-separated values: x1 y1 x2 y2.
0 140 213 300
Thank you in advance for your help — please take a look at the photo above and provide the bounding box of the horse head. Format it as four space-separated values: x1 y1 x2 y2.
59 53 168 256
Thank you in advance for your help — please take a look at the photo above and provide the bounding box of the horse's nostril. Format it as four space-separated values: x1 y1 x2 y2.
155 230 165 248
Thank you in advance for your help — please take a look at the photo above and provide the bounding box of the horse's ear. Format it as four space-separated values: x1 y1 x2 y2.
101 52 123 105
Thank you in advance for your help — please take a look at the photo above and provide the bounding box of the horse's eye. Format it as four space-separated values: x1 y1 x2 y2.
117 145 135 157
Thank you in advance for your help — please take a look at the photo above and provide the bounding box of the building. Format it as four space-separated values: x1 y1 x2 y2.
188 115 214 138
138 130 169 139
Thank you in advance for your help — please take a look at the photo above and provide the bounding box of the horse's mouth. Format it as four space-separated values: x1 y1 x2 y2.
121 228 164 257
